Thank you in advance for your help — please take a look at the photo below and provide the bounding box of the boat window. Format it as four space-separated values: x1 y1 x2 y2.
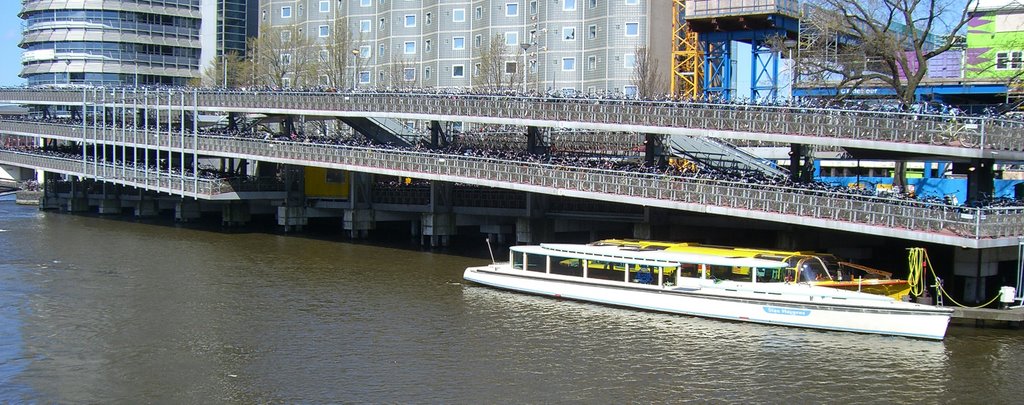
677 263 699 278
629 264 656 285
755 268 786 283
582 260 623 282
525 253 547 273
512 251 525 270
550 256 584 278
708 265 749 281
796 259 832 282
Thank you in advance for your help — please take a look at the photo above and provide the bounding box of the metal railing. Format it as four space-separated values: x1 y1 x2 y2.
2 120 1023 242
0 88 1021 154
0 149 231 197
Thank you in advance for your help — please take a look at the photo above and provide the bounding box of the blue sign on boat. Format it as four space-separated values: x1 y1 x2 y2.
763 306 811 317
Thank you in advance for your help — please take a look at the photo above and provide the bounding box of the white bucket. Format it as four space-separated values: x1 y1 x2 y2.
999 286 1016 304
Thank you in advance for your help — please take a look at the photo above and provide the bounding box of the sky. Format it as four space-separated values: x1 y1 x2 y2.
0 2 23 87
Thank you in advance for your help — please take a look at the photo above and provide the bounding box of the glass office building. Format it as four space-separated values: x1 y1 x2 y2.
20 0 256 87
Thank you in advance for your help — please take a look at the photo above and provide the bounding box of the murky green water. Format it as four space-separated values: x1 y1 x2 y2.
0 202 1020 403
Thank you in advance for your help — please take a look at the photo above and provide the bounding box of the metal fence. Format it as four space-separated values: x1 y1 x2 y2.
1 88 1021 153
2 119 1023 241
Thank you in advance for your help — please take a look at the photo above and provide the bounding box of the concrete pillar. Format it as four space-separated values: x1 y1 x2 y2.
277 205 308 232
644 134 664 167
344 209 375 238
221 202 251 227
66 197 89 212
516 217 550 244
97 198 121 215
175 200 201 222
421 212 455 247
965 159 995 204
135 199 159 217
632 222 652 240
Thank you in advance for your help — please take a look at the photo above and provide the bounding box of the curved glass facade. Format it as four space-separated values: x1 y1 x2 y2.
20 1 209 87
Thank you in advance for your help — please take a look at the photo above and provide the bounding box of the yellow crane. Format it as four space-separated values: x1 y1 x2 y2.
671 0 701 99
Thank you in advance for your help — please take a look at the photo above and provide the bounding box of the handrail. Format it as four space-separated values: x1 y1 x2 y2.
0 88 1020 154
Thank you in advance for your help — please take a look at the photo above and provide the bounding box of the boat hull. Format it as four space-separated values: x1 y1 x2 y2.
465 265 951 340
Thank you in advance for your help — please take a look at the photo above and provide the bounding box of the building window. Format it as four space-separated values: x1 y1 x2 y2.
475 6 483 19
624 85 638 97
359 45 371 58
590 0 598 8
473 63 481 75
404 68 416 81
283 78 291 88
379 18 385 29
996 51 1023 70
281 6 292 18
530 0 538 14
564 0 577 11
453 36 466 50
529 59 537 73
320 50 330 62
505 61 517 74
474 35 482 48
281 30 291 42
319 25 330 37
360 20 371 32
453 8 466 22
452 64 465 77
404 41 416 54
562 57 575 71
405 14 416 27
426 12 432 25
624 53 636 68
281 53 292 65
625 22 639 36
626 0 638 4
360 0 371 6
506 2 519 16
587 55 597 71
588 25 596 39
359 71 370 83
379 43 386 56
319 0 330 12
425 67 431 79
425 39 432 52
563 27 576 41
505 32 518 46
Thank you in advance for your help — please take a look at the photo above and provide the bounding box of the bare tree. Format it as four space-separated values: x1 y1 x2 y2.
320 17 357 89
474 34 519 91
386 57 417 90
193 51 252 88
631 46 667 99
248 24 316 88
798 0 977 107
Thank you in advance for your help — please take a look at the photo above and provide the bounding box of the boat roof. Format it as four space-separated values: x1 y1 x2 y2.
512 243 788 269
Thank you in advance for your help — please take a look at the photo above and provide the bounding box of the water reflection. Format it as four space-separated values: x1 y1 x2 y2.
0 202 1020 403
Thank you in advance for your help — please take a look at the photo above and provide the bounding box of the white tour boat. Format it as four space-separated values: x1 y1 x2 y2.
463 242 953 340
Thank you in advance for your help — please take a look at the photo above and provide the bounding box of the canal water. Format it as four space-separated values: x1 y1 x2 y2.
0 201 1020 403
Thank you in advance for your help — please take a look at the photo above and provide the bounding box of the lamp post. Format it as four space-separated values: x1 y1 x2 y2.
520 42 532 93
351 48 360 89
783 39 798 100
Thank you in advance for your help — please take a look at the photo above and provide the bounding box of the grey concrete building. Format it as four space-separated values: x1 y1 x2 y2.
259 0 670 95
20 0 257 87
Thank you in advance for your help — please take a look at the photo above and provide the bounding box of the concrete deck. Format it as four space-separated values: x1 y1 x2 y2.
950 306 1024 327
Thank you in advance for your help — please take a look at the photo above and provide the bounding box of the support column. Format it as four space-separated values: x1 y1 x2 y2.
344 172 375 238
953 248 999 304
429 120 447 148
175 199 201 222
276 165 307 232
40 172 60 210
644 134 664 167
97 183 120 215
516 193 550 244
789 143 812 183
527 126 547 156
421 181 454 247
221 201 251 227
66 177 88 212
134 192 159 217
965 159 995 205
